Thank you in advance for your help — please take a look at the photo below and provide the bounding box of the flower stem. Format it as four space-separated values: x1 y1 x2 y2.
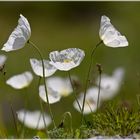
68 72 81 110
28 40 56 128
10 102 19 138
81 40 103 124
62 112 73 134
68 71 86 123
96 64 102 111
36 76 48 134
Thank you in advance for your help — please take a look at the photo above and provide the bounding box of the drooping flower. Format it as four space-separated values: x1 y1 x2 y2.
73 87 101 114
30 58 57 77
49 48 85 71
2 14 31 52
47 76 73 97
96 67 125 101
17 109 51 130
6 71 33 89
99 15 128 48
39 85 61 104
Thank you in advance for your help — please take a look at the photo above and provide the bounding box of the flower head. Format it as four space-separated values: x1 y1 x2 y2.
6 71 33 89
49 48 85 71
17 109 51 130
2 14 31 52
99 15 128 47
96 67 125 101
39 85 61 104
30 58 57 77
73 87 100 114
47 76 73 97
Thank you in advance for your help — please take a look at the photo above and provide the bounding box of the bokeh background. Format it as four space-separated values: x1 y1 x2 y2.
0 1 140 137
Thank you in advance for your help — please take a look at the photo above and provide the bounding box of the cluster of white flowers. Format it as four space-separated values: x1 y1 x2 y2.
73 68 125 114
0 14 128 129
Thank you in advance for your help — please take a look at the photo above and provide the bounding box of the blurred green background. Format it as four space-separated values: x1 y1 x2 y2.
0 1 140 137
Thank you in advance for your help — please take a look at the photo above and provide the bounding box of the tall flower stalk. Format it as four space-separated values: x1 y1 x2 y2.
81 41 103 123
96 64 102 111
28 40 56 128
68 71 83 116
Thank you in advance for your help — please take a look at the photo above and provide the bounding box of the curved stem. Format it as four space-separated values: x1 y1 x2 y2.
28 40 56 128
81 41 103 123
62 112 73 134
68 71 86 123
68 71 82 111
36 76 48 134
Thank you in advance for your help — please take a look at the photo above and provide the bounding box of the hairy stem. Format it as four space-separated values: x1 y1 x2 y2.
68 71 86 123
36 77 48 132
28 40 56 128
81 41 103 123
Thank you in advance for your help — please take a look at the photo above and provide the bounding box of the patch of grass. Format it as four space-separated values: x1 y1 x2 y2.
35 102 140 139
92 102 140 136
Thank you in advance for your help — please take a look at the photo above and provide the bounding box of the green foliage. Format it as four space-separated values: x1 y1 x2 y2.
92 103 140 136
47 127 73 139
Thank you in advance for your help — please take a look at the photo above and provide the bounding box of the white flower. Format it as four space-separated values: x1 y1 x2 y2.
39 85 61 104
17 109 51 130
0 54 7 67
73 87 100 114
96 67 125 101
49 48 85 71
2 14 31 52
99 15 128 48
30 58 57 77
47 76 73 97
6 71 33 89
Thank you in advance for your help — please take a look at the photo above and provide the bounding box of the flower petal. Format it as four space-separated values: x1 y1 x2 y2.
6 71 33 89
73 87 100 114
30 58 57 77
99 15 128 47
39 85 61 104
47 76 73 97
17 109 51 130
49 48 85 71
0 55 7 67
96 67 125 101
2 14 31 52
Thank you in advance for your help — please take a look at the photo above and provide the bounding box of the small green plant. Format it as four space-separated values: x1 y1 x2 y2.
92 103 140 136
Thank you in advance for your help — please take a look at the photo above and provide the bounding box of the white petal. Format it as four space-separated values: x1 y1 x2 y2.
73 87 100 114
17 109 51 130
96 68 125 101
0 55 7 66
47 76 73 97
2 14 31 52
6 71 33 89
99 15 128 48
30 58 57 77
49 48 85 71
39 85 61 104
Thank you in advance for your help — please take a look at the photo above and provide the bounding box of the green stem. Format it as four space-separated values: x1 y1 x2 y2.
97 71 102 111
68 72 82 111
28 40 56 128
21 88 29 138
68 71 86 123
81 41 103 123
36 76 48 134
62 112 73 134
10 103 19 138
